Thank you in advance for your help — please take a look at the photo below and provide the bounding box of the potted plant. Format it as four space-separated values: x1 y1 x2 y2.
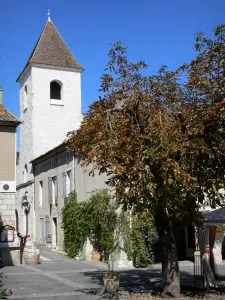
90 230 101 262
91 248 101 261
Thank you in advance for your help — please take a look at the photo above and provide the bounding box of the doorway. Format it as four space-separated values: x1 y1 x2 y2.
52 218 58 248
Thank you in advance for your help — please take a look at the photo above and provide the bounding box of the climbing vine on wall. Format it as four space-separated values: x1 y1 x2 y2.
61 192 91 258
123 211 157 267
62 190 157 266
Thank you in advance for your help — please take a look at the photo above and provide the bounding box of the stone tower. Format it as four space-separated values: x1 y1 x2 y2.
16 12 84 239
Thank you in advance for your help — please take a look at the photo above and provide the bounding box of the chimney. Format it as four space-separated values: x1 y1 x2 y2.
0 87 5 113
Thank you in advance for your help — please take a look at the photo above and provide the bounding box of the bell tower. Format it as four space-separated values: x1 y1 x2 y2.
17 11 84 185
16 11 84 239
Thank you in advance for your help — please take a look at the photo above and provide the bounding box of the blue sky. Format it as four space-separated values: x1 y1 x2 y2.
0 0 224 126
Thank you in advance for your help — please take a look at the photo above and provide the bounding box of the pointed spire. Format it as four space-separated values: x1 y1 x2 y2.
47 9 51 22
16 17 84 81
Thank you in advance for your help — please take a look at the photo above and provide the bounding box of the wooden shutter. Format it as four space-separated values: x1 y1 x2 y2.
69 171 73 193
45 215 49 238
48 178 52 204
55 177 58 201
39 217 44 240
62 172 67 198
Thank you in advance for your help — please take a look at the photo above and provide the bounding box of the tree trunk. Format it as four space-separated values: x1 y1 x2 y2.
154 208 180 297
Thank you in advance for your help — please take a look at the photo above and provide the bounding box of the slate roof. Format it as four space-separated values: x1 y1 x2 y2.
0 104 21 125
17 20 84 81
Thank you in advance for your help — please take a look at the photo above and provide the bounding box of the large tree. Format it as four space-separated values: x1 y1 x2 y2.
69 25 225 296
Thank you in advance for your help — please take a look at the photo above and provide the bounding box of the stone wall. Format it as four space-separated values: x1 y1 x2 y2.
0 192 21 266
0 192 17 228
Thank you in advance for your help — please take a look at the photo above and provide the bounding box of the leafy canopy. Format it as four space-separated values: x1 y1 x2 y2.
70 25 225 222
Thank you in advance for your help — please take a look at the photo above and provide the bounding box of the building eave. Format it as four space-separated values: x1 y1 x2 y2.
16 180 34 190
30 142 71 165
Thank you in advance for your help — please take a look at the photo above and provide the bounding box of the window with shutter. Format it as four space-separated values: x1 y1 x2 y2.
45 215 50 238
48 178 53 204
39 217 44 240
67 170 72 195
52 176 58 206
62 172 67 198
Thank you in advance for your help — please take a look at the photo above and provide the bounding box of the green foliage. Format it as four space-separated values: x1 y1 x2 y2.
123 212 156 267
216 226 225 233
69 24 225 295
61 190 118 261
61 192 90 258
62 190 156 270
87 189 117 254
87 190 121 273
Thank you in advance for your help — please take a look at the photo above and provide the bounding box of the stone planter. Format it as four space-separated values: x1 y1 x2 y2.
103 274 120 293
91 251 100 261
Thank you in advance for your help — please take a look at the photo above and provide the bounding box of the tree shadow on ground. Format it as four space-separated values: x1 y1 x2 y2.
77 268 198 298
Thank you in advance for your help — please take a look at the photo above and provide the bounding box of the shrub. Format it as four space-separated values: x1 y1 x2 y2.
87 189 117 255
61 192 90 258
61 190 156 267
123 211 156 267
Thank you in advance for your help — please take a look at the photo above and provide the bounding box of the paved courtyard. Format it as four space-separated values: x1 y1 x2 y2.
1 247 225 299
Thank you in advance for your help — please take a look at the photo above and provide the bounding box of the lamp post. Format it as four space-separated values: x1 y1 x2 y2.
18 191 30 264
21 191 30 236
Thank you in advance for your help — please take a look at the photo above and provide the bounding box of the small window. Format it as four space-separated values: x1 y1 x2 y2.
24 85 28 111
50 81 61 100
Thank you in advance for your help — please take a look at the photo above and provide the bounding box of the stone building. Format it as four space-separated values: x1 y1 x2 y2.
15 12 139 268
16 12 83 240
0 87 20 229
30 142 108 252
0 86 21 265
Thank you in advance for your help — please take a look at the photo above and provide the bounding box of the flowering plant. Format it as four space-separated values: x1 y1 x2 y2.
0 272 13 299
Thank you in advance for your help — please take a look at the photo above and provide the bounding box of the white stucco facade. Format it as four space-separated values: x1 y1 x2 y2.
17 67 33 185
16 63 82 240
31 64 82 159
18 64 82 165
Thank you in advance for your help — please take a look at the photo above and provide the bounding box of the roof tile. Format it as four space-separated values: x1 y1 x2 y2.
17 20 84 81
0 104 21 124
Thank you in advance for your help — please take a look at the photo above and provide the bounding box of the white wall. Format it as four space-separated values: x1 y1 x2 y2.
31 65 82 159
17 67 33 185
17 64 82 242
